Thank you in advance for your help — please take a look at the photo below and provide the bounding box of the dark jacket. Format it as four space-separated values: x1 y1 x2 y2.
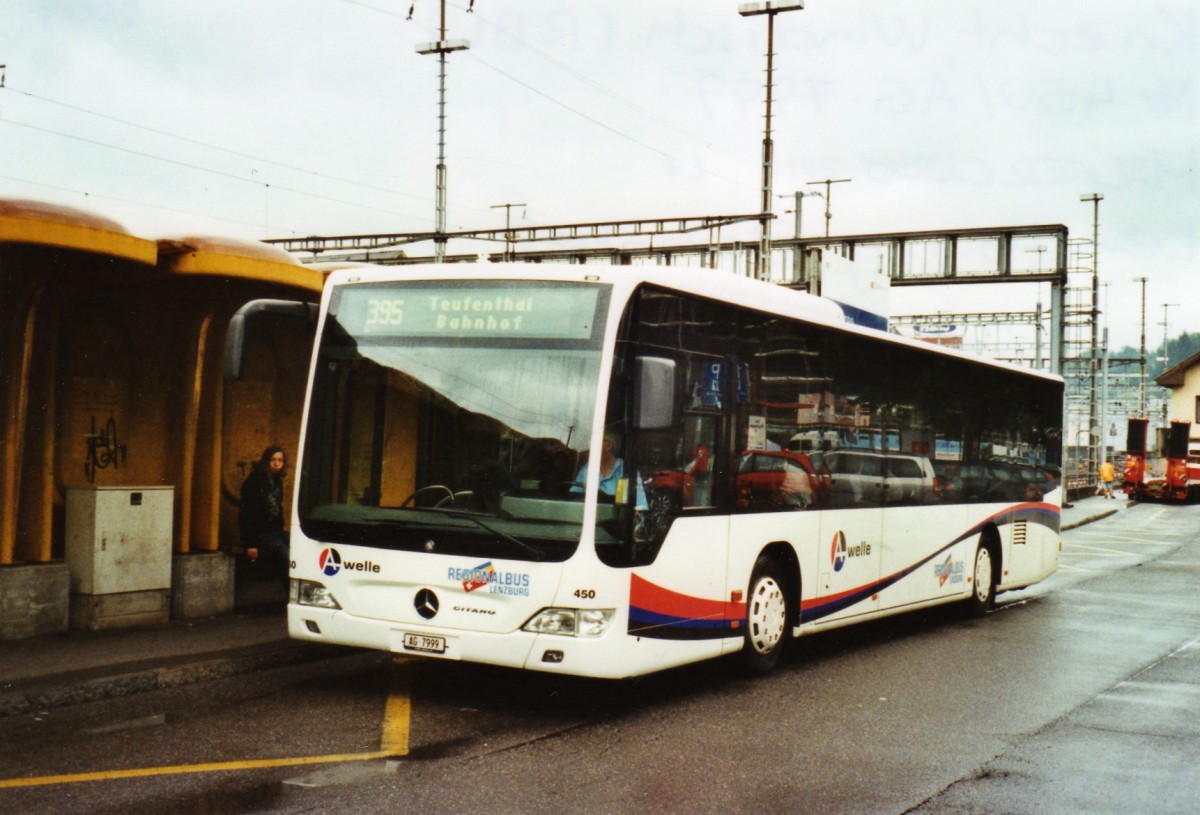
239 468 284 543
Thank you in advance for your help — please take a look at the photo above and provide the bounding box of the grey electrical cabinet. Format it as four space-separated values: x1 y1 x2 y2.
65 486 174 630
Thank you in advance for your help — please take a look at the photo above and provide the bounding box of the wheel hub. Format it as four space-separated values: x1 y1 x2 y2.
974 548 992 603
748 576 786 654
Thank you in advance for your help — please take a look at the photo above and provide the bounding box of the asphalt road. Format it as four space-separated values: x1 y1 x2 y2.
1 501 1196 815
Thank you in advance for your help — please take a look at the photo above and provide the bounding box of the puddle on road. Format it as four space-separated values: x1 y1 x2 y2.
282 759 398 789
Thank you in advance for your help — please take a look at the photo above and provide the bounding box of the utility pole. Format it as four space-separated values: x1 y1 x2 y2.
490 202 525 262
1080 193 1103 484
1160 301 1179 429
1160 302 1179 368
739 1 804 281
778 190 820 285
777 189 824 239
808 177 851 238
1134 276 1148 416
1026 246 1047 370
416 1 470 263
1026 245 1047 272
1101 326 1110 461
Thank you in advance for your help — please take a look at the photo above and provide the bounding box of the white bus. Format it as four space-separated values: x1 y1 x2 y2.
263 263 1062 679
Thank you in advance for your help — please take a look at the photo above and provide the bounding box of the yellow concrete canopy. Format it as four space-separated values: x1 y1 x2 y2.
157 235 324 292
0 198 157 265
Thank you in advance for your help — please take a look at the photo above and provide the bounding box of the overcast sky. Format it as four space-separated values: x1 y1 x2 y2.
3 0 1196 351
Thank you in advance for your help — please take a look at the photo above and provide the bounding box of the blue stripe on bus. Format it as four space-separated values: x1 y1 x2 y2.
628 609 737 640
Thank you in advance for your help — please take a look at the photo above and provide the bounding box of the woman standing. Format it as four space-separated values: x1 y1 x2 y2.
239 446 290 576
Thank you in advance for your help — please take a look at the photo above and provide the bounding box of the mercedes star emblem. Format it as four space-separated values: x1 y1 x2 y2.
414 588 439 619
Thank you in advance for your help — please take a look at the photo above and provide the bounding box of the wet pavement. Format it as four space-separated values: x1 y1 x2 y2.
8 495 1188 815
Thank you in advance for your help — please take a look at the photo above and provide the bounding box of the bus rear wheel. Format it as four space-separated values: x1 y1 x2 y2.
965 540 997 617
741 556 788 674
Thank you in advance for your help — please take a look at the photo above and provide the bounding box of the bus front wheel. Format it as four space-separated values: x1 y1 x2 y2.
966 540 997 616
741 556 788 674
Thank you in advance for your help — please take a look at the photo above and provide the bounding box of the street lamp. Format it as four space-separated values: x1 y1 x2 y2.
739 1 804 281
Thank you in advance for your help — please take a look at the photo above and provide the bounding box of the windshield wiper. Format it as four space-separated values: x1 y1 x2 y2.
394 506 545 562
455 513 545 562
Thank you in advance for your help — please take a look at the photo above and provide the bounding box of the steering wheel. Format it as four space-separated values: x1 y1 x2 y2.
400 485 456 507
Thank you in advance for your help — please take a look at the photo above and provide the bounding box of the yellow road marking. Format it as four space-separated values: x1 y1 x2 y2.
0 751 398 789
380 658 412 755
0 657 416 790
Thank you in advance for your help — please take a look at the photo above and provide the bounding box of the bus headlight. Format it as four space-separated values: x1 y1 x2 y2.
290 579 342 609
522 608 614 638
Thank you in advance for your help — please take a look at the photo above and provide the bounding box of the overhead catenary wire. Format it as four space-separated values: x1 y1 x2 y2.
5 3 735 235
0 117 435 226
340 0 743 189
0 85 432 205
3 2 747 238
463 51 746 191
452 2 713 148
0 172 286 233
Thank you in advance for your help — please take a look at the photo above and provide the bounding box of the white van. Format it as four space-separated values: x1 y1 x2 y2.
811 450 937 507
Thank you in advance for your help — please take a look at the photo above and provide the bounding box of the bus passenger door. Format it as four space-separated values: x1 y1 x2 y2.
627 359 730 658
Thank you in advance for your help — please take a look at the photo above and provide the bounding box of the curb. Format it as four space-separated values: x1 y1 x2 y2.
1061 507 1119 531
0 641 347 719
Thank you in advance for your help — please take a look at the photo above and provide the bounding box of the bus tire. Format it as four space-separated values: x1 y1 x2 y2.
741 555 788 674
965 538 997 617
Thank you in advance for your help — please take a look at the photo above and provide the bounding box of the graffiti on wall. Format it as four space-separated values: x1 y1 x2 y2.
84 415 127 483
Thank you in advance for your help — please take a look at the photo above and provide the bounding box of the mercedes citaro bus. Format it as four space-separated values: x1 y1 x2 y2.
227 263 1062 678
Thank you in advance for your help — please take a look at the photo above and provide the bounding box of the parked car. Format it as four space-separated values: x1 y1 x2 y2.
935 459 1058 503
809 450 937 507
736 450 827 510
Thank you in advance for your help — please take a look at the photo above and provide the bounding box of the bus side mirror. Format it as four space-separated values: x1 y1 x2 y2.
224 311 248 380
224 299 319 380
632 356 677 430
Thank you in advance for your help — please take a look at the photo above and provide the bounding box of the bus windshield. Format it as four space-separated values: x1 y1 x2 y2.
297 279 610 563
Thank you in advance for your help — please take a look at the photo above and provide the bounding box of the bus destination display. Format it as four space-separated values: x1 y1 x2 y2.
334 283 602 341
